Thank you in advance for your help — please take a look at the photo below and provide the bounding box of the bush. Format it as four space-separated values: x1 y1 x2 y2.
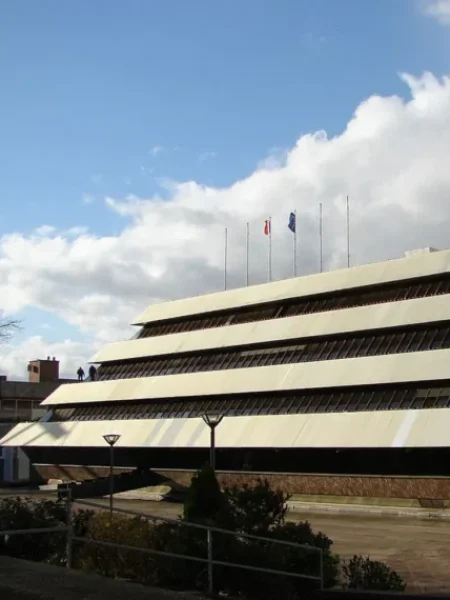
268 521 340 589
174 469 338 598
183 465 224 523
0 483 407 598
342 555 406 591
211 519 339 599
0 496 64 563
150 521 207 591
0 496 93 566
79 512 209 591
77 511 156 582
220 478 288 535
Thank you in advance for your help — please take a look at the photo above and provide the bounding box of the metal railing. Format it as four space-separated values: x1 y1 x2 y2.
0 491 324 595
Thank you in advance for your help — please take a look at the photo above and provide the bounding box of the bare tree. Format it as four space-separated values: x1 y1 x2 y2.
0 311 21 343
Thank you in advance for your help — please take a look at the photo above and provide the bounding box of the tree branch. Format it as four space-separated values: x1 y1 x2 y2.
0 311 22 343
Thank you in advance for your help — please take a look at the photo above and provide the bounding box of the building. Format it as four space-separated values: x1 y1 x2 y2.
0 358 73 483
3 247 450 503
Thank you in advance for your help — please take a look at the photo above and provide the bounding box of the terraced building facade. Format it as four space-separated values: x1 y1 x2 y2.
3 246 450 502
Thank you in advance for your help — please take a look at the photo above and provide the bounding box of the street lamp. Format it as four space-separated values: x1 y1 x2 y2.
103 433 121 514
202 414 224 597
202 413 223 470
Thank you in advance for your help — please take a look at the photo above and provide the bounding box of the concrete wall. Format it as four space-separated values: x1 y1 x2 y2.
34 464 450 502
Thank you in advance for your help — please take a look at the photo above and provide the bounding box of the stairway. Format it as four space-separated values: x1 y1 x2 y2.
57 468 167 500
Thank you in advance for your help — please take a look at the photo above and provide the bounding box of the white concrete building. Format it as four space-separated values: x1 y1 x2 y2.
3 247 450 500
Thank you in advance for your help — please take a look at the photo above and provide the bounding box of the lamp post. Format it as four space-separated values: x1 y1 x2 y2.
202 413 224 597
103 434 121 515
202 413 223 471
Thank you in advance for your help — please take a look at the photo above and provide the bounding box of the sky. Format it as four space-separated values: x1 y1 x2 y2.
1 0 450 379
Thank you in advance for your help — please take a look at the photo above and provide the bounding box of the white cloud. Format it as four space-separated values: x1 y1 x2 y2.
2 73 450 378
150 145 164 157
422 0 450 24
0 336 94 381
140 166 154 176
31 225 88 239
82 193 95 205
33 225 56 236
258 147 289 170
62 226 89 238
198 151 217 162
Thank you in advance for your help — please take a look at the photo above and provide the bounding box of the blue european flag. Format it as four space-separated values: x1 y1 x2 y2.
288 212 296 233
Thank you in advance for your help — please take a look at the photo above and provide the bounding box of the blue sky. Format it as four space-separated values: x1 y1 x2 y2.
1 0 447 235
1 0 450 377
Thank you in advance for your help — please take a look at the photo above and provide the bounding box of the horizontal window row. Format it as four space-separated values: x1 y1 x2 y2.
0 399 45 423
137 276 450 338
98 322 450 381
52 384 450 422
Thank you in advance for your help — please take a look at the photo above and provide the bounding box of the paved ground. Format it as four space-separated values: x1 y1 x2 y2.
0 555 206 600
74 498 450 593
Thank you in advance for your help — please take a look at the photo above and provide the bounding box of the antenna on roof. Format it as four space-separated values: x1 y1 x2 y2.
224 227 228 291
346 195 350 268
264 217 272 282
291 210 297 277
245 222 249 287
319 203 323 273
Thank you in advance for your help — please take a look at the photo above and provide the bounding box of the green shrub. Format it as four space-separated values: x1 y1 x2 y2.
220 478 288 535
0 497 64 563
176 471 337 598
268 521 340 589
78 512 209 591
211 521 338 599
342 554 406 591
183 465 224 523
77 511 156 583
0 485 407 598
0 496 93 566
149 521 207 591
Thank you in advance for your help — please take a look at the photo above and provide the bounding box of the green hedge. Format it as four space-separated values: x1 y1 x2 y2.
0 473 406 598
0 496 92 566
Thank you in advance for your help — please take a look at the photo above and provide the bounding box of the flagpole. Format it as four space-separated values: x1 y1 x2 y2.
346 195 350 268
224 227 228 290
246 222 249 286
293 210 297 277
268 217 272 282
319 203 323 273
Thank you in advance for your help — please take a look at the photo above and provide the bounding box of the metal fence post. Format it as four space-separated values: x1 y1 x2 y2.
319 547 324 591
65 485 73 569
207 527 213 596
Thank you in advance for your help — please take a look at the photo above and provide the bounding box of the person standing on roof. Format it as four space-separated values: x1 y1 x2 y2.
77 367 85 382
89 365 97 381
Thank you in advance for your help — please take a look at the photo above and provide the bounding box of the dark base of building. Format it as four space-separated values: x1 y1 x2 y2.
24 445 450 502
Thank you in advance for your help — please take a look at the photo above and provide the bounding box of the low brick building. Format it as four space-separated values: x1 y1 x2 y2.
0 358 74 483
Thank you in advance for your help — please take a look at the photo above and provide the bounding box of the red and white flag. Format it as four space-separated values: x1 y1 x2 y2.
264 218 272 282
